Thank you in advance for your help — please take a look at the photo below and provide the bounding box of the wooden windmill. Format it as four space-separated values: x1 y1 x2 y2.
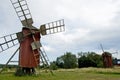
0 0 65 74
100 44 113 68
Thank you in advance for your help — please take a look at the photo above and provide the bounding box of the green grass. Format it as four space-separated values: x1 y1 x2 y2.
0 67 120 80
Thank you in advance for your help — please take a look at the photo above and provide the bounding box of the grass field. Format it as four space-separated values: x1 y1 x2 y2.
0 67 120 80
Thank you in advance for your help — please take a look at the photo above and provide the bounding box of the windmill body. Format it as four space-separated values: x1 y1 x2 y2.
19 27 40 68
100 44 113 68
0 0 65 74
102 52 113 68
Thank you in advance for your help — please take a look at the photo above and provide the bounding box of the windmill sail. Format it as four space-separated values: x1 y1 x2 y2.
40 19 65 35
0 33 18 53
100 44 104 52
10 0 33 27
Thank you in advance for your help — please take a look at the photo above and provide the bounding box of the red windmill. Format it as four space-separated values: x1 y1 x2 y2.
0 0 65 74
100 44 113 68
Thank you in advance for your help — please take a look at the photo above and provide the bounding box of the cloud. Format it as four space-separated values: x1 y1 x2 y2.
0 0 120 63
56 0 119 26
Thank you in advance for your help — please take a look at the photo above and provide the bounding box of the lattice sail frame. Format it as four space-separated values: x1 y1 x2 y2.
0 33 18 53
40 19 65 35
10 0 33 27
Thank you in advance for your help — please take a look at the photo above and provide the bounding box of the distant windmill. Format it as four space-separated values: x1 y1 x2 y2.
0 0 65 74
100 44 113 68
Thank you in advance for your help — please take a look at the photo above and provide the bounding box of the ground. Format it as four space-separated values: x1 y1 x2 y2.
0 67 120 80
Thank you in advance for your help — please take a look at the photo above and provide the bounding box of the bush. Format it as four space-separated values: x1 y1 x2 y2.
50 62 58 70
14 68 25 76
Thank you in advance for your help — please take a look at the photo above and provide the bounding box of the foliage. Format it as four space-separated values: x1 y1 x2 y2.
78 52 103 68
56 52 77 69
0 64 18 68
56 57 64 68
50 61 58 70
14 68 25 76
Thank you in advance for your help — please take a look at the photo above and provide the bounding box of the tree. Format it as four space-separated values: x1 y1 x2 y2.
56 57 64 68
78 52 103 68
56 52 77 69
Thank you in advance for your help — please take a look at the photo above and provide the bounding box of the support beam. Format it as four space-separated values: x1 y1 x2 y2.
0 47 19 73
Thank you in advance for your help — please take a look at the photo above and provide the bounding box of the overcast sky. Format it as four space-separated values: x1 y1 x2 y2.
0 0 120 64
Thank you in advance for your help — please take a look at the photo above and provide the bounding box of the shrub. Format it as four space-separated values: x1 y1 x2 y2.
14 68 25 76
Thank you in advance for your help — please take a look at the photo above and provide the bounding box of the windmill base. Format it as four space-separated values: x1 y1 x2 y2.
22 67 35 74
15 67 36 76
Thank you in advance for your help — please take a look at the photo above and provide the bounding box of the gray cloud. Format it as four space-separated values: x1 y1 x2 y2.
0 0 120 63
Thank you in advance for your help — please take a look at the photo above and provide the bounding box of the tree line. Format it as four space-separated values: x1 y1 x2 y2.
50 52 104 70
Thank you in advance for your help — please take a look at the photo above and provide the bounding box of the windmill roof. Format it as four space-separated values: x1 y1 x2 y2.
23 26 39 31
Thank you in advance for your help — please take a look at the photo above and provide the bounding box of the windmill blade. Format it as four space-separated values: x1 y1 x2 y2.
0 30 34 53
100 44 104 52
10 0 33 27
40 19 65 35
111 51 118 54
0 33 19 53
